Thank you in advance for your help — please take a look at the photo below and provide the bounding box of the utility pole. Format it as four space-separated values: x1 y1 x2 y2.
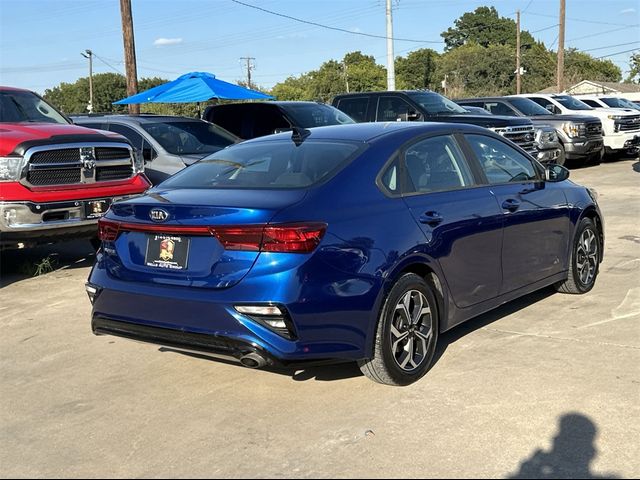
240 56 255 89
557 0 566 92
81 49 93 113
386 0 395 91
120 0 139 114
516 10 521 94
342 62 349 93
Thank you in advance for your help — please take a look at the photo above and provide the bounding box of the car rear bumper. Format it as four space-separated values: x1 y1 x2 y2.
88 260 378 363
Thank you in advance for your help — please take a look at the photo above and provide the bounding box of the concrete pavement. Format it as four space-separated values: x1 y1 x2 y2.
1 159 639 478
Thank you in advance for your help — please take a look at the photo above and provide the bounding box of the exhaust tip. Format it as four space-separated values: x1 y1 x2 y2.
240 352 267 369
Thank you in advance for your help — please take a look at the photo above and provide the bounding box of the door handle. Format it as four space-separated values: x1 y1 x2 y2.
419 211 443 226
502 198 521 212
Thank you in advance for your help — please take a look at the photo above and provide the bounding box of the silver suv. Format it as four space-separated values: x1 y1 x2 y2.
72 115 239 185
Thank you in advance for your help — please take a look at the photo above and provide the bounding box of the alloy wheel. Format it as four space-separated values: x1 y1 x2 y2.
390 290 434 372
576 228 598 286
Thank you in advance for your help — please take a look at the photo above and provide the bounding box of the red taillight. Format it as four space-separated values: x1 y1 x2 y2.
208 226 264 251
98 218 120 241
262 223 327 253
97 219 327 253
210 223 327 253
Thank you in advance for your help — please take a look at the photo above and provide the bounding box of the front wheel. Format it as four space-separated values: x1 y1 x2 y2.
358 273 439 386
556 217 600 294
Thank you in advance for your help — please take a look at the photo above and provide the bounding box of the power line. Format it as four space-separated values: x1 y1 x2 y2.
583 41 640 53
596 48 639 59
93 53 124 74
521 0 534 14
526 11 637 27
567 25 639 43
230 0 442 43
530 24 559 34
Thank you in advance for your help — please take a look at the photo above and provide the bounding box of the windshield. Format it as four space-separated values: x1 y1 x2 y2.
284 104 354 127
0 90 69 124
601 97 636 109
554 95 593 111
159 139 362 189
407 92 469 115
508 97 553 116
141 121 236 155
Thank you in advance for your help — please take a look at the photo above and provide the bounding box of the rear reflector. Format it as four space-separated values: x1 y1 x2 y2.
97 218 326 254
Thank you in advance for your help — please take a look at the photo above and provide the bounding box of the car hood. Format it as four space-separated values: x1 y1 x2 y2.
527 114 602 124
429 114 531 128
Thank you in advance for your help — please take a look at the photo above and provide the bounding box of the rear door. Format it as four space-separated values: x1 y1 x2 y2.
399 134 504 308
462 133 570 293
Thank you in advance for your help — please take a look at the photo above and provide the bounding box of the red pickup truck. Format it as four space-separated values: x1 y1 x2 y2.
0 86 150 249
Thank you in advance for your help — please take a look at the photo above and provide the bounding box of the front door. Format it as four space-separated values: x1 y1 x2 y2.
463 133 570 293
400 134 504 308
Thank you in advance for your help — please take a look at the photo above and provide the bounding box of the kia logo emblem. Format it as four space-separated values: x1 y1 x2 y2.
149 208 169 222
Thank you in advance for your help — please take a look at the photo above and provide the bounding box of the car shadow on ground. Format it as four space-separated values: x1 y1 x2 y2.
0 240 95 288
160 286 558 384
507 412 620 479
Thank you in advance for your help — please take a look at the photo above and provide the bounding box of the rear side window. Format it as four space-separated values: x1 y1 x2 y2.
403 135 474 194
377 96 413 122
485 102 517 116
284 104 354 127
160 140 363 189
336 97 369 122
466 134 537 184
581 99 601 108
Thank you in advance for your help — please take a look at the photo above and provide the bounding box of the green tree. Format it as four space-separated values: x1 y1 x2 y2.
435 43 515 98
395 48 440 90
626 52 640 83
563 48 622 84
441 6 535 51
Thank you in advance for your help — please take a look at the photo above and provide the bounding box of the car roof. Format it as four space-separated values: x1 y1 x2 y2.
240 121 489 144
72 114 203 124
0 86 31 92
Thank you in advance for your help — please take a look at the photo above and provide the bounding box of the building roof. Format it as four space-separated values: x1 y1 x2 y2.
537 80 640 95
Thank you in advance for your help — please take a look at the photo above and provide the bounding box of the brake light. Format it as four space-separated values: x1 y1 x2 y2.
97 219 327 253
262 223 327 253
210 223 327 253
98 218 120 241
208 226 264 251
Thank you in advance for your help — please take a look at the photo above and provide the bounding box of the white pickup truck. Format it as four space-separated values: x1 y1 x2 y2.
515 93 640 156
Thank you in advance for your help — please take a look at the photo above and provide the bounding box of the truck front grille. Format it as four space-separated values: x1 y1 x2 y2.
586 122 603 137
22 143 134 187
615 115 640 133
492 125 537 154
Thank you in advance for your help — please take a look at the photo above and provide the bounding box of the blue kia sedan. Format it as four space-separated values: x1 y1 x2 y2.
87 122 603 386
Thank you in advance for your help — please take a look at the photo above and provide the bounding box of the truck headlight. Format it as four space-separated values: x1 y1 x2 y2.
607 115 624 120
562 122 586 138
0 156 25 182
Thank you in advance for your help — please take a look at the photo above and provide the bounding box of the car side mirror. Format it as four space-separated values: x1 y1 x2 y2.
398 110 422 122
142 147 155 162
545 104 557 114
545 164 570 182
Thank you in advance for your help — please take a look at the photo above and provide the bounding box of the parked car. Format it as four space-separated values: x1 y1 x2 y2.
87 122 603 386
0 86 150 249
514 94 640 156
203 101 354 140
456 96 604 165
574 95 640 112
332 90 539 157
72 115 239 185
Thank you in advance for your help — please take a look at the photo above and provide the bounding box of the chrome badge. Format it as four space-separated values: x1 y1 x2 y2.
149 208 170 222
80 147 96 170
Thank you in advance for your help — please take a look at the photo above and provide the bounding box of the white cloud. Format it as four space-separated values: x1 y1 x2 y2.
153 38 183 47
620 7 636 14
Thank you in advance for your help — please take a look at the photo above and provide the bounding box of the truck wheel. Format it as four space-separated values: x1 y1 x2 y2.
556 217 600 294
556 144 566 166
358 273 439 386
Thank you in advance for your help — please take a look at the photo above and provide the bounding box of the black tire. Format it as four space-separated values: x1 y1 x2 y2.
556 217 600 294
358 273 439 386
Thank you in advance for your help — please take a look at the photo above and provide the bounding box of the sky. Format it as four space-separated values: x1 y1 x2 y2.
0 0 639 95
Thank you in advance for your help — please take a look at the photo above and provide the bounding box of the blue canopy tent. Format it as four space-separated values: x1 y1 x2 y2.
113 71 272 115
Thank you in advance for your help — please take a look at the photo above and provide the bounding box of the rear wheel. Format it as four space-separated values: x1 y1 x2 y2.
358 273 438 386
556 217 600 294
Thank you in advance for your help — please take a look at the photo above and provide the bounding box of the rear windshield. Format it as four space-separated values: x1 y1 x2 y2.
284 104 354 128
141 121 236 155
159 139 363 189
